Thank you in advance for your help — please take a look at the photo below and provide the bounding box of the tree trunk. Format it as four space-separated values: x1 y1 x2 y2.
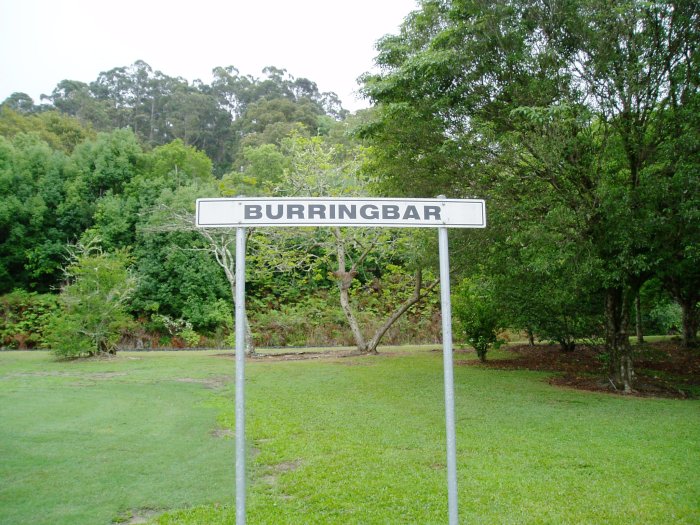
526 328 535 347
336 267 370 353
664 276 699 349
364 270 440 353
229 280 256 356
679 297 699 349
635 291 644 344
605 288 634 393
559 338 576 353
333 228 370 353
331 228 438 355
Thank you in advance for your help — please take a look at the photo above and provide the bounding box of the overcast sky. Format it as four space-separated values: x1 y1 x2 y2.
0 0 417 112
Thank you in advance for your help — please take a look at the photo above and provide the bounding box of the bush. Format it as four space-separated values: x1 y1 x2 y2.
644 301 682 335
453 278 504 362
44 245 136 357
0 290 59 349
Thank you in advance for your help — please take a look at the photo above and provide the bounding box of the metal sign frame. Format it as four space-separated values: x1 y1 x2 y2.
197 196 486 525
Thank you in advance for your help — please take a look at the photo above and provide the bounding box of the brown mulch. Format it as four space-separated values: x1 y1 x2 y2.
458 341 700 399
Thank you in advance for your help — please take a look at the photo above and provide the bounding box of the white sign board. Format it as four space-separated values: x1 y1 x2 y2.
196 197 486 228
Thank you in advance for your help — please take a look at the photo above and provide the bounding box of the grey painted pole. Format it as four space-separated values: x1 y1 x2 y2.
438 224 459 525
235 227 247 524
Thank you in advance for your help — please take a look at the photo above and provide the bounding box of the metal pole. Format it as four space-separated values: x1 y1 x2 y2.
235 227 247 524
438 224 459 525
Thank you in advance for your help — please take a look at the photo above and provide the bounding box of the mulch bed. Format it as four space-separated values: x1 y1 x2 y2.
459 341 700 399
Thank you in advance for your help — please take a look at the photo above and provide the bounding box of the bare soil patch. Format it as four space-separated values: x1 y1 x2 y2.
260 460 303 487
173 376 229 389
112 508 161 524
212 350 365 361
459 341 700 399
209 428 234 438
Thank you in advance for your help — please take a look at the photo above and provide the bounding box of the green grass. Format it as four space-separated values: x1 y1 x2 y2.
0 351 236 525
1 348 699 524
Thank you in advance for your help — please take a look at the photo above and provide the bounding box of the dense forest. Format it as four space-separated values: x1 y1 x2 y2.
1 0 698 393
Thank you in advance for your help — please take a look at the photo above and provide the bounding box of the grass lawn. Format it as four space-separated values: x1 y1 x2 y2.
0 351 236 525
1 347 699 524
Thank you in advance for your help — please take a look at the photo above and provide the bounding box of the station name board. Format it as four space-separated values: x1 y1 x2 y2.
196 198 486 229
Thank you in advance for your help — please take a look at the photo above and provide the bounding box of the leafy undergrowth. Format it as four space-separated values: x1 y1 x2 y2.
463 341 700 398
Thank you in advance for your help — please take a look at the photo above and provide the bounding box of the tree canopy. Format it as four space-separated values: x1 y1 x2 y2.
1 11 697 378
361 0 699 389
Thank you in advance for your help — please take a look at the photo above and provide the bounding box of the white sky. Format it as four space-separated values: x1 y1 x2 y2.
0 0 417 112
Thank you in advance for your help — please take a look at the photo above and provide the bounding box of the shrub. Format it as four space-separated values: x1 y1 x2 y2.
0 290 59 348
453 277 504 362
44 245 136 357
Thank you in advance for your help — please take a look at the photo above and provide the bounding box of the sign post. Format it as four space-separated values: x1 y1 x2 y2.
196 197 486 525
234 227 247 524
438 223 459 524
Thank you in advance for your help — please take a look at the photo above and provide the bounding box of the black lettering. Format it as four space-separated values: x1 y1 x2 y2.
382 205 400 220
308 204 326 219
403 205 420 220
424 205 441 221
245 204 262 220
360 204 380 220
266 204 284 219
338 204 356 219
287 204 305 219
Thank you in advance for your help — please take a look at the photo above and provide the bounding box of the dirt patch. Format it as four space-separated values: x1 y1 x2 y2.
459 341 700 399
260 460 303 487
273 460 302 472
212 350 365 362
113 508 161 524
210 428 234 438
10 371 127 379
173 376 229 389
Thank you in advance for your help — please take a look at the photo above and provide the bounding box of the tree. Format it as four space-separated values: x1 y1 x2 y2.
362 0 700 391
0 133 70 292
141 183 256 354
259 132 439 354
0 107 94 153
1 92 38 114
44 242 136 357
453 277 503 362
651 91 700 348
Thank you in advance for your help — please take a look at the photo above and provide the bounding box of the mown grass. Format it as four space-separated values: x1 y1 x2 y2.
0 351 236 525
1 347 699 524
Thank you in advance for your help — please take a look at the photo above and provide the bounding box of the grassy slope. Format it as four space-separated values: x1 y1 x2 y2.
1 348 699 524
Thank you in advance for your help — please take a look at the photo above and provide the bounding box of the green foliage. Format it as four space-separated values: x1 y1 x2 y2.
220 143 288 196
0 133 70 292
0 290 59 348
39 61 345 174
44 244 136 357
2 62 399 350
453 278 504 362
151 314 201 347
362 0 700 383
132 181 231 333
249 294 348 347
67 128 144 200
147 139 213 185
640 279 683 335
0 106 95 153
645 301 683 336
